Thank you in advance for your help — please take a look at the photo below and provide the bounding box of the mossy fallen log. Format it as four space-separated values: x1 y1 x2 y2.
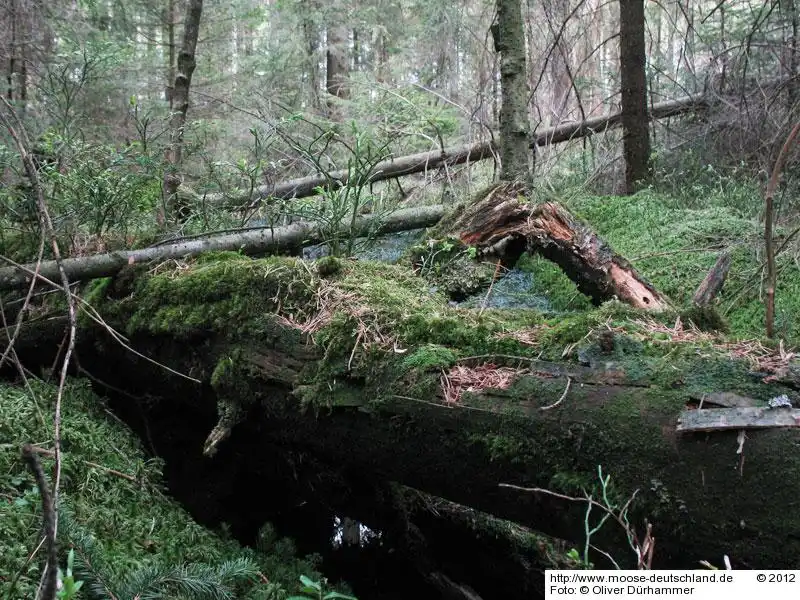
6 254 800 571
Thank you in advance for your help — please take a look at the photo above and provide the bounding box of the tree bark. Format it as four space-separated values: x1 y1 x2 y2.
326 22 349 118
163 0 176 108
692 252 731 307
302 0 322 111
161 0 203 224
619 0 651 193
494 0 533 186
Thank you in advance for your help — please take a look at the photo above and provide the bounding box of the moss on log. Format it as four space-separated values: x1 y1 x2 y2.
10 253 800 570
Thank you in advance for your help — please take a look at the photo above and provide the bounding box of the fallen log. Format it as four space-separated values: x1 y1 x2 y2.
205 93 709 207
0 204 445 291
10 255 800 570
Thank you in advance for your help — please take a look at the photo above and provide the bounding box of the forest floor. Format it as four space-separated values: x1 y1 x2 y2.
2 179 799 596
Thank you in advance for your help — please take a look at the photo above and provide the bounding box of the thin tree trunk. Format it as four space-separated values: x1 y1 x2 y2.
7 0 17 102
783 0 799 108
302 0 321 111
494 0 532 186
619 0 651 193
326 23 349 118
161 0 203 224
163 0 176 108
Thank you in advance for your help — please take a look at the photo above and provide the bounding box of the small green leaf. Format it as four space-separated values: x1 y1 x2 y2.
299 575 322 591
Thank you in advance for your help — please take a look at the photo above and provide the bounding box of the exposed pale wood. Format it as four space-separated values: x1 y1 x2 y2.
677 407 800 432
688 392 760 408
450 184 670 310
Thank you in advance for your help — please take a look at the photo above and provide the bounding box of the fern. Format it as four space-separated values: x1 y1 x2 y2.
61 503 259 600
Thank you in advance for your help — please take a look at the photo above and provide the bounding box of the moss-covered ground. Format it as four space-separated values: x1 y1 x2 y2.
0 379 324 600
519 186 800 343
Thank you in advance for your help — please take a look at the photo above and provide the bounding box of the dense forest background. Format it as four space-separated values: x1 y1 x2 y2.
2 0 798 227
3 1 800 599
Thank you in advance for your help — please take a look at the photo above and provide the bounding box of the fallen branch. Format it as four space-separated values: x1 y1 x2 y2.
0 204 446 290
21 444 57 600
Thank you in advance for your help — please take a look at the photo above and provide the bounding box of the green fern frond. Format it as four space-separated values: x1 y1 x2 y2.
114 556 259 600
57 504 118 600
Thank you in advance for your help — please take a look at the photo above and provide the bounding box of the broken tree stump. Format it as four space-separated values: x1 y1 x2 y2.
693 251 731 307
448 183 671 310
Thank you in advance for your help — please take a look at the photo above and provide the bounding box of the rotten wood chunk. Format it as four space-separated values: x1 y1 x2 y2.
693 251 731 306
677 406 800 432
450 184 670 310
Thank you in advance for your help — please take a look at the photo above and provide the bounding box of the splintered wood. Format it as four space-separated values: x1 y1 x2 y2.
449 184 670 310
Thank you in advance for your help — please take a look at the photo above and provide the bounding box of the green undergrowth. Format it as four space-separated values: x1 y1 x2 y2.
0 379 322 600
519 187 800 344
83 254 320 341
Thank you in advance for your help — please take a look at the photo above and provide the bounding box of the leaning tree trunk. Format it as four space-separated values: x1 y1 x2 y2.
619 0 651 193
494 0 533 186
161 0 203 224
203 90 710 208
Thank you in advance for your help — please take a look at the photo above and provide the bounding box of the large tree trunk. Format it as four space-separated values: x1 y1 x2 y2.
619 0 651 193
7 257 800 573
161 0 203 224
494 0 533 185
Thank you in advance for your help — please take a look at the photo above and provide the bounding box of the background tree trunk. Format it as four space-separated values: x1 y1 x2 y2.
619 0 651 193
326 22 349 118
163 0 176 108
161 0 203 224
494 0 533 186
